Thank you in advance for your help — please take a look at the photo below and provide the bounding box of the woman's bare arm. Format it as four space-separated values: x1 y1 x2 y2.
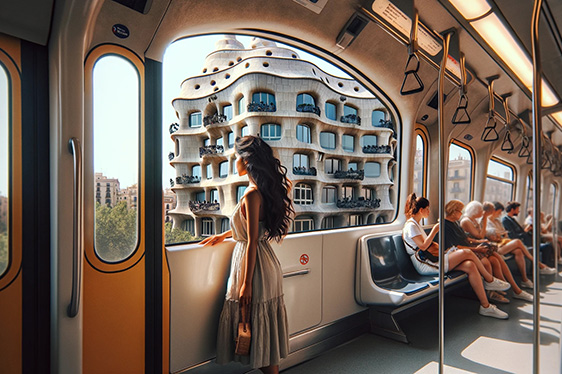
239 189 261 304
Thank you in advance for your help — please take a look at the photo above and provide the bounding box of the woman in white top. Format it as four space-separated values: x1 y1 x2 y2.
402 193 511 319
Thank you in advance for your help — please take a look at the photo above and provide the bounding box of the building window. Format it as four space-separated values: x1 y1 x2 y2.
195 191 206 202
220 218 230 233
447 142 473 204
228 131 235 148
322 186 337 204
206 164 212 179
189 111 202 127
294 183 313 205
210 189 219 203
320 131 336 149
202 218 214 236
293 153 309 169
223 104 233 121
232 158 238 175
296 124 311 143
296 93 315 106
293 216 314 232
219 161 228 178
325 102 337 120
325 158 341 174
204 138 210 146
192 165 201 178
241 125 249 137
237 185 247 201
364 162 381 177
484 158 515 204
322 216 335 229
261 124 282 141
237 96 245 115
413 132 427 197
343 186 354 199
216 137 224 147
252 92 276 106
371 110 386 126
182 219 195 235
361 188 373 200
342 134 355 152
361 135 377 147
343 105 357 116
348 162 358 171
349 214 363 226
93 55 139 263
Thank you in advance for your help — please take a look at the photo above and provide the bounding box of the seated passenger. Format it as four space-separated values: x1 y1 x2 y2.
502 201 556 267
488 202 555 279
402 193 511 319
450 200 533 304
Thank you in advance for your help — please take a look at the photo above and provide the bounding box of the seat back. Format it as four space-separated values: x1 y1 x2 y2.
366 236 400 283
391 235 422 280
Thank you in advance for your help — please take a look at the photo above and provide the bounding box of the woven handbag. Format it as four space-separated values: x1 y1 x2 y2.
235 303 251 356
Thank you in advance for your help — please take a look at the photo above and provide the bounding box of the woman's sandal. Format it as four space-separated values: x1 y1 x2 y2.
489 291 510 304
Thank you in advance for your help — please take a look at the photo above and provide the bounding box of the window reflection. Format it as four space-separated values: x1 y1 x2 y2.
0 65 9 276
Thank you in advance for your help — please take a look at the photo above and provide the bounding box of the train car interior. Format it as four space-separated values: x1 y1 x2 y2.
0 0 561 373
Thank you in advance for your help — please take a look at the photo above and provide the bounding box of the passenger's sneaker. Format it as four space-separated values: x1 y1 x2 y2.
513 290 533 302
484 277 511 291
479 304 509 319
539 267 556 275
520 279 534 289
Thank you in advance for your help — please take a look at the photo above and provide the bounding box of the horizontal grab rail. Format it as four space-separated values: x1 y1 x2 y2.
283 269 310 278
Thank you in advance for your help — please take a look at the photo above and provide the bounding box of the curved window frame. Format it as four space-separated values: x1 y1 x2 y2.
413 127 429 197
371 110 386 127
296 93 316 106
320 131 336 150
251 92 276 106
342 134 355 152
85 45 144 271
219 161 229 178
447 139 475 204
364 162 381 178
0 50 21 285
293 215 314 232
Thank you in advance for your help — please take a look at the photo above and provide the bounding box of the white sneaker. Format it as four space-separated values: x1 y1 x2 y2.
539 267 556 275
520 279 534 289
484 277 511 291
513 290 533 302
479 304 509 319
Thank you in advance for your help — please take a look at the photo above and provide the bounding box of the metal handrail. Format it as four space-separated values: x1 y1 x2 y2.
67 137 83 318
530 1 543 372
437 30 453 374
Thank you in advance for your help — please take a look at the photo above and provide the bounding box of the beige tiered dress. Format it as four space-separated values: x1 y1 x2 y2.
216 202 289 369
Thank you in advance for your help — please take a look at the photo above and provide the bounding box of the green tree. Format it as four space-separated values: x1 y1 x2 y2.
165 222 197 245
95 201 137 261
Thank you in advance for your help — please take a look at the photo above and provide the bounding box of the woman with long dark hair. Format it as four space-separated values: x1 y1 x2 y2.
201 135 294 374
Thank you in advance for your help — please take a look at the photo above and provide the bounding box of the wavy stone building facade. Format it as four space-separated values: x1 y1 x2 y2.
168 36 397 237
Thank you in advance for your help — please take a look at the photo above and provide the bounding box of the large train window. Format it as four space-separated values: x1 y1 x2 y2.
93 55 140 262
162 35 399 242
484 158 515 203
413 128 428 197
0 64 8 276
447 141 473 204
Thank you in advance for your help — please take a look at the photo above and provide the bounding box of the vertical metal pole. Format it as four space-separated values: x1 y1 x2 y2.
531 1 543 373
438 31 453 374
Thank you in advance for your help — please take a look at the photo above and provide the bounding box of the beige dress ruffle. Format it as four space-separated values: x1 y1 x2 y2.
216 202 289 368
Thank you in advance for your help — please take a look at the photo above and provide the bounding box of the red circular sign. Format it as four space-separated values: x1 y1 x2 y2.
300 254 309 265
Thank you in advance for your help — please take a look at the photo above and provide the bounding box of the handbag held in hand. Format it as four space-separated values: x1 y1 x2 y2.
235 302 251 356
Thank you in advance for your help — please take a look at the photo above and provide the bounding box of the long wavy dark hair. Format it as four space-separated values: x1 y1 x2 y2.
235 135 294 242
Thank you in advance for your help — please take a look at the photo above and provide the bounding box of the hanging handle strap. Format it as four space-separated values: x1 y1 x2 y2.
481 115 499 141
400 11 424 95
452 53 471 124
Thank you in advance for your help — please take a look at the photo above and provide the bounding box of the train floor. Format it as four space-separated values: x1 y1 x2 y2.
279 273 562 374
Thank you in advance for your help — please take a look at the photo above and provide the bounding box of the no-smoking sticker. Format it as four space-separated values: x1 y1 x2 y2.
299 254 309 265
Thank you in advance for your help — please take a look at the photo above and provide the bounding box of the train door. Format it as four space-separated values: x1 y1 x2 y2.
0 34 51 373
